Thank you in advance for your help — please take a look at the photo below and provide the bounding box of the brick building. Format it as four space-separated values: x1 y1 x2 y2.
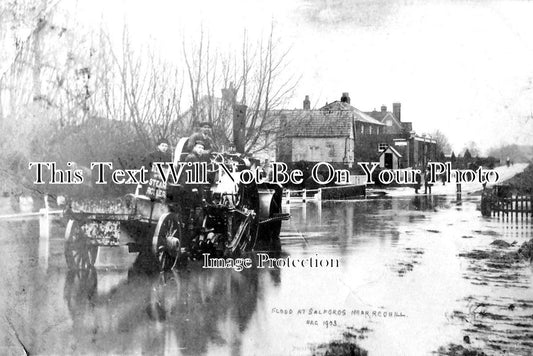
364 103 437 168
277 93 384 167
276 93 437 169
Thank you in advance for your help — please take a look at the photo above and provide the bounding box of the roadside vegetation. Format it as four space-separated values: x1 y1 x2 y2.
0 1 296 202
503 163 533 194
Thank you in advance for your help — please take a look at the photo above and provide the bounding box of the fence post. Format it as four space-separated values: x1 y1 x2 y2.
520 195 524 219
38 208 50 269
515 194 520 220
506 197 509 220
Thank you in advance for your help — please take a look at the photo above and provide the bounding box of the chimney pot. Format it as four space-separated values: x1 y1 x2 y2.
381 105 387 113
303 95 310 110
340 92 351 104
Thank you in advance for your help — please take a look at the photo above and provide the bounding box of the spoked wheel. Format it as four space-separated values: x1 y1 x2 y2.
65 219 98 270
152 213 184 271
225 213 254 256
225 182 260 256
256 186 283 251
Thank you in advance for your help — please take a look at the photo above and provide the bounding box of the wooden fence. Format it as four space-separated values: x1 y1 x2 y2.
482 194 533 219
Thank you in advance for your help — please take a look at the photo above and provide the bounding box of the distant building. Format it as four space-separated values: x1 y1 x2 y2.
365 103 412 135
277 92 384 167
276 92 437 168
363 103 437 168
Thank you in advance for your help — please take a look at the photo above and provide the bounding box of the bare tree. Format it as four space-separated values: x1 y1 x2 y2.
182 24 299 154
462 141 480 157
103 26 185 150
0 7 298 195
430 130 452 156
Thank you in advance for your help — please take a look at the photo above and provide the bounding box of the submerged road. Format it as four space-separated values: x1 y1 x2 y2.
368 163 527 197
1 195 532 355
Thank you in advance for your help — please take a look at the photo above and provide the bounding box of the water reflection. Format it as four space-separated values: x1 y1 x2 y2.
3 195 532 355
63 254 279 355
282 196 450 251
280 196 532 355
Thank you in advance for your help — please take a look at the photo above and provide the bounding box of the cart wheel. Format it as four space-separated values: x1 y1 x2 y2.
65 219 98 270
153 213 183 271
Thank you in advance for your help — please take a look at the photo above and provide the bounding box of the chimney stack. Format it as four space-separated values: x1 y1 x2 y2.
340 92 351 104
393 102 401 121
303 95 310 110
381 105 387 113
233 104 247 153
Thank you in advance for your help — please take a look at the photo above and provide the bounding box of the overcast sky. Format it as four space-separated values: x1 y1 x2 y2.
74 0 533 154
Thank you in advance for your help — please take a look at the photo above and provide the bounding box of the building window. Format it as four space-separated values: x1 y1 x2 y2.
326 142 335 158
360 124 364 134
309 145 320 161
378 143 388 152
369 126 373 134
386 120 392 126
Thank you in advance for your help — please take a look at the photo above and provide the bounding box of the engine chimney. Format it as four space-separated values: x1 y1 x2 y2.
233 104 247 153
340 92 350 104
392 103 401 121
381 105 387 113
303 95 310 110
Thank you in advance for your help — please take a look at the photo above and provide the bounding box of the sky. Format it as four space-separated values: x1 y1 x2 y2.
71 0 533 154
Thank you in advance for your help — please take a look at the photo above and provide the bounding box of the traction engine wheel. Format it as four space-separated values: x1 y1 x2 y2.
64 219 99 270
152 213 184 271
256 186 283 251
225 182 260 256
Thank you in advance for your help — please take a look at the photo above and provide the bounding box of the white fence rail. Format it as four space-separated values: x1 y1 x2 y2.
283 188 322 204
282 175 367 205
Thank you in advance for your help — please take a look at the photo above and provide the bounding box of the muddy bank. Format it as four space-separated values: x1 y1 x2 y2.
311 327 370 356
436 343 487 356
443 238 533 355
459 238 533 263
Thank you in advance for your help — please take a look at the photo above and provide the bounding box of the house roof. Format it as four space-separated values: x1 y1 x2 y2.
366 110 405 127
320 101 385 126
383 112 405 130
365 110 388 121
366 109 417 135
278 101 386 138
279 111 353 137
379 145 402 158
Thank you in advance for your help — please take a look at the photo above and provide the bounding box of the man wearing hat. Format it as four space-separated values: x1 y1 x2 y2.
186 121 216 159
140 138 172 197
144 138 172 170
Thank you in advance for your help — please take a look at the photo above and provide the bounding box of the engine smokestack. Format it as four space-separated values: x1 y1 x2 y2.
233 104 247 153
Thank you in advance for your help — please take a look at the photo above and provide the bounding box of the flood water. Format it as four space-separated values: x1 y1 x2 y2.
1 195 532 355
